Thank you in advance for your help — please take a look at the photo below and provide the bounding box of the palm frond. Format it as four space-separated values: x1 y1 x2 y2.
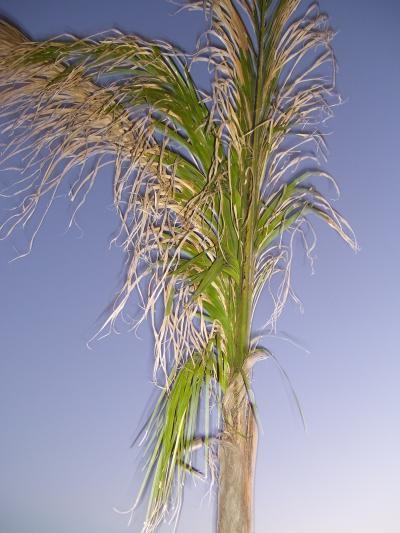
0 2 356 531
129 351 216 532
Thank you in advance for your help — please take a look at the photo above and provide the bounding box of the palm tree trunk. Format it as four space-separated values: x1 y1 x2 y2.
217 372 258 533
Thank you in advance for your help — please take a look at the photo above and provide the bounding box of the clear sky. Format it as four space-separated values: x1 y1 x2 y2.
0 1 399 532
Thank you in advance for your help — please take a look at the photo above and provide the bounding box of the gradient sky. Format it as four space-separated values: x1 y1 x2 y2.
0 1 399 532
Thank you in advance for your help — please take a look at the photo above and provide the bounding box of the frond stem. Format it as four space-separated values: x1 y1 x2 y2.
233 0 268 372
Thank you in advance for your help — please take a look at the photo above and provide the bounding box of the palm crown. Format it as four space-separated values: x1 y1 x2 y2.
0 1 356 531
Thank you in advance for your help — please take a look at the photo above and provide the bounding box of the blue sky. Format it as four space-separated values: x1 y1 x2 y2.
0 1 399 532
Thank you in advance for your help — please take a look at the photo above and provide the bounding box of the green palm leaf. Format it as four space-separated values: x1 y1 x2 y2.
0 2 357 532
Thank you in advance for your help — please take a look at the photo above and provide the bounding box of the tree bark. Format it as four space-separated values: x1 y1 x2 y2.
217 372 258 533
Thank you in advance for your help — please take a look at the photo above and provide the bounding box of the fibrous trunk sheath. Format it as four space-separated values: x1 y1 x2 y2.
217 373 258 533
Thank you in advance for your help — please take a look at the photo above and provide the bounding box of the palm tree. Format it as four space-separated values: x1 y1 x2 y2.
0 1 356 532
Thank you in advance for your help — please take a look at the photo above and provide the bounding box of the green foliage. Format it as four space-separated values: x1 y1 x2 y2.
0 2 356 531
134 352 216 531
